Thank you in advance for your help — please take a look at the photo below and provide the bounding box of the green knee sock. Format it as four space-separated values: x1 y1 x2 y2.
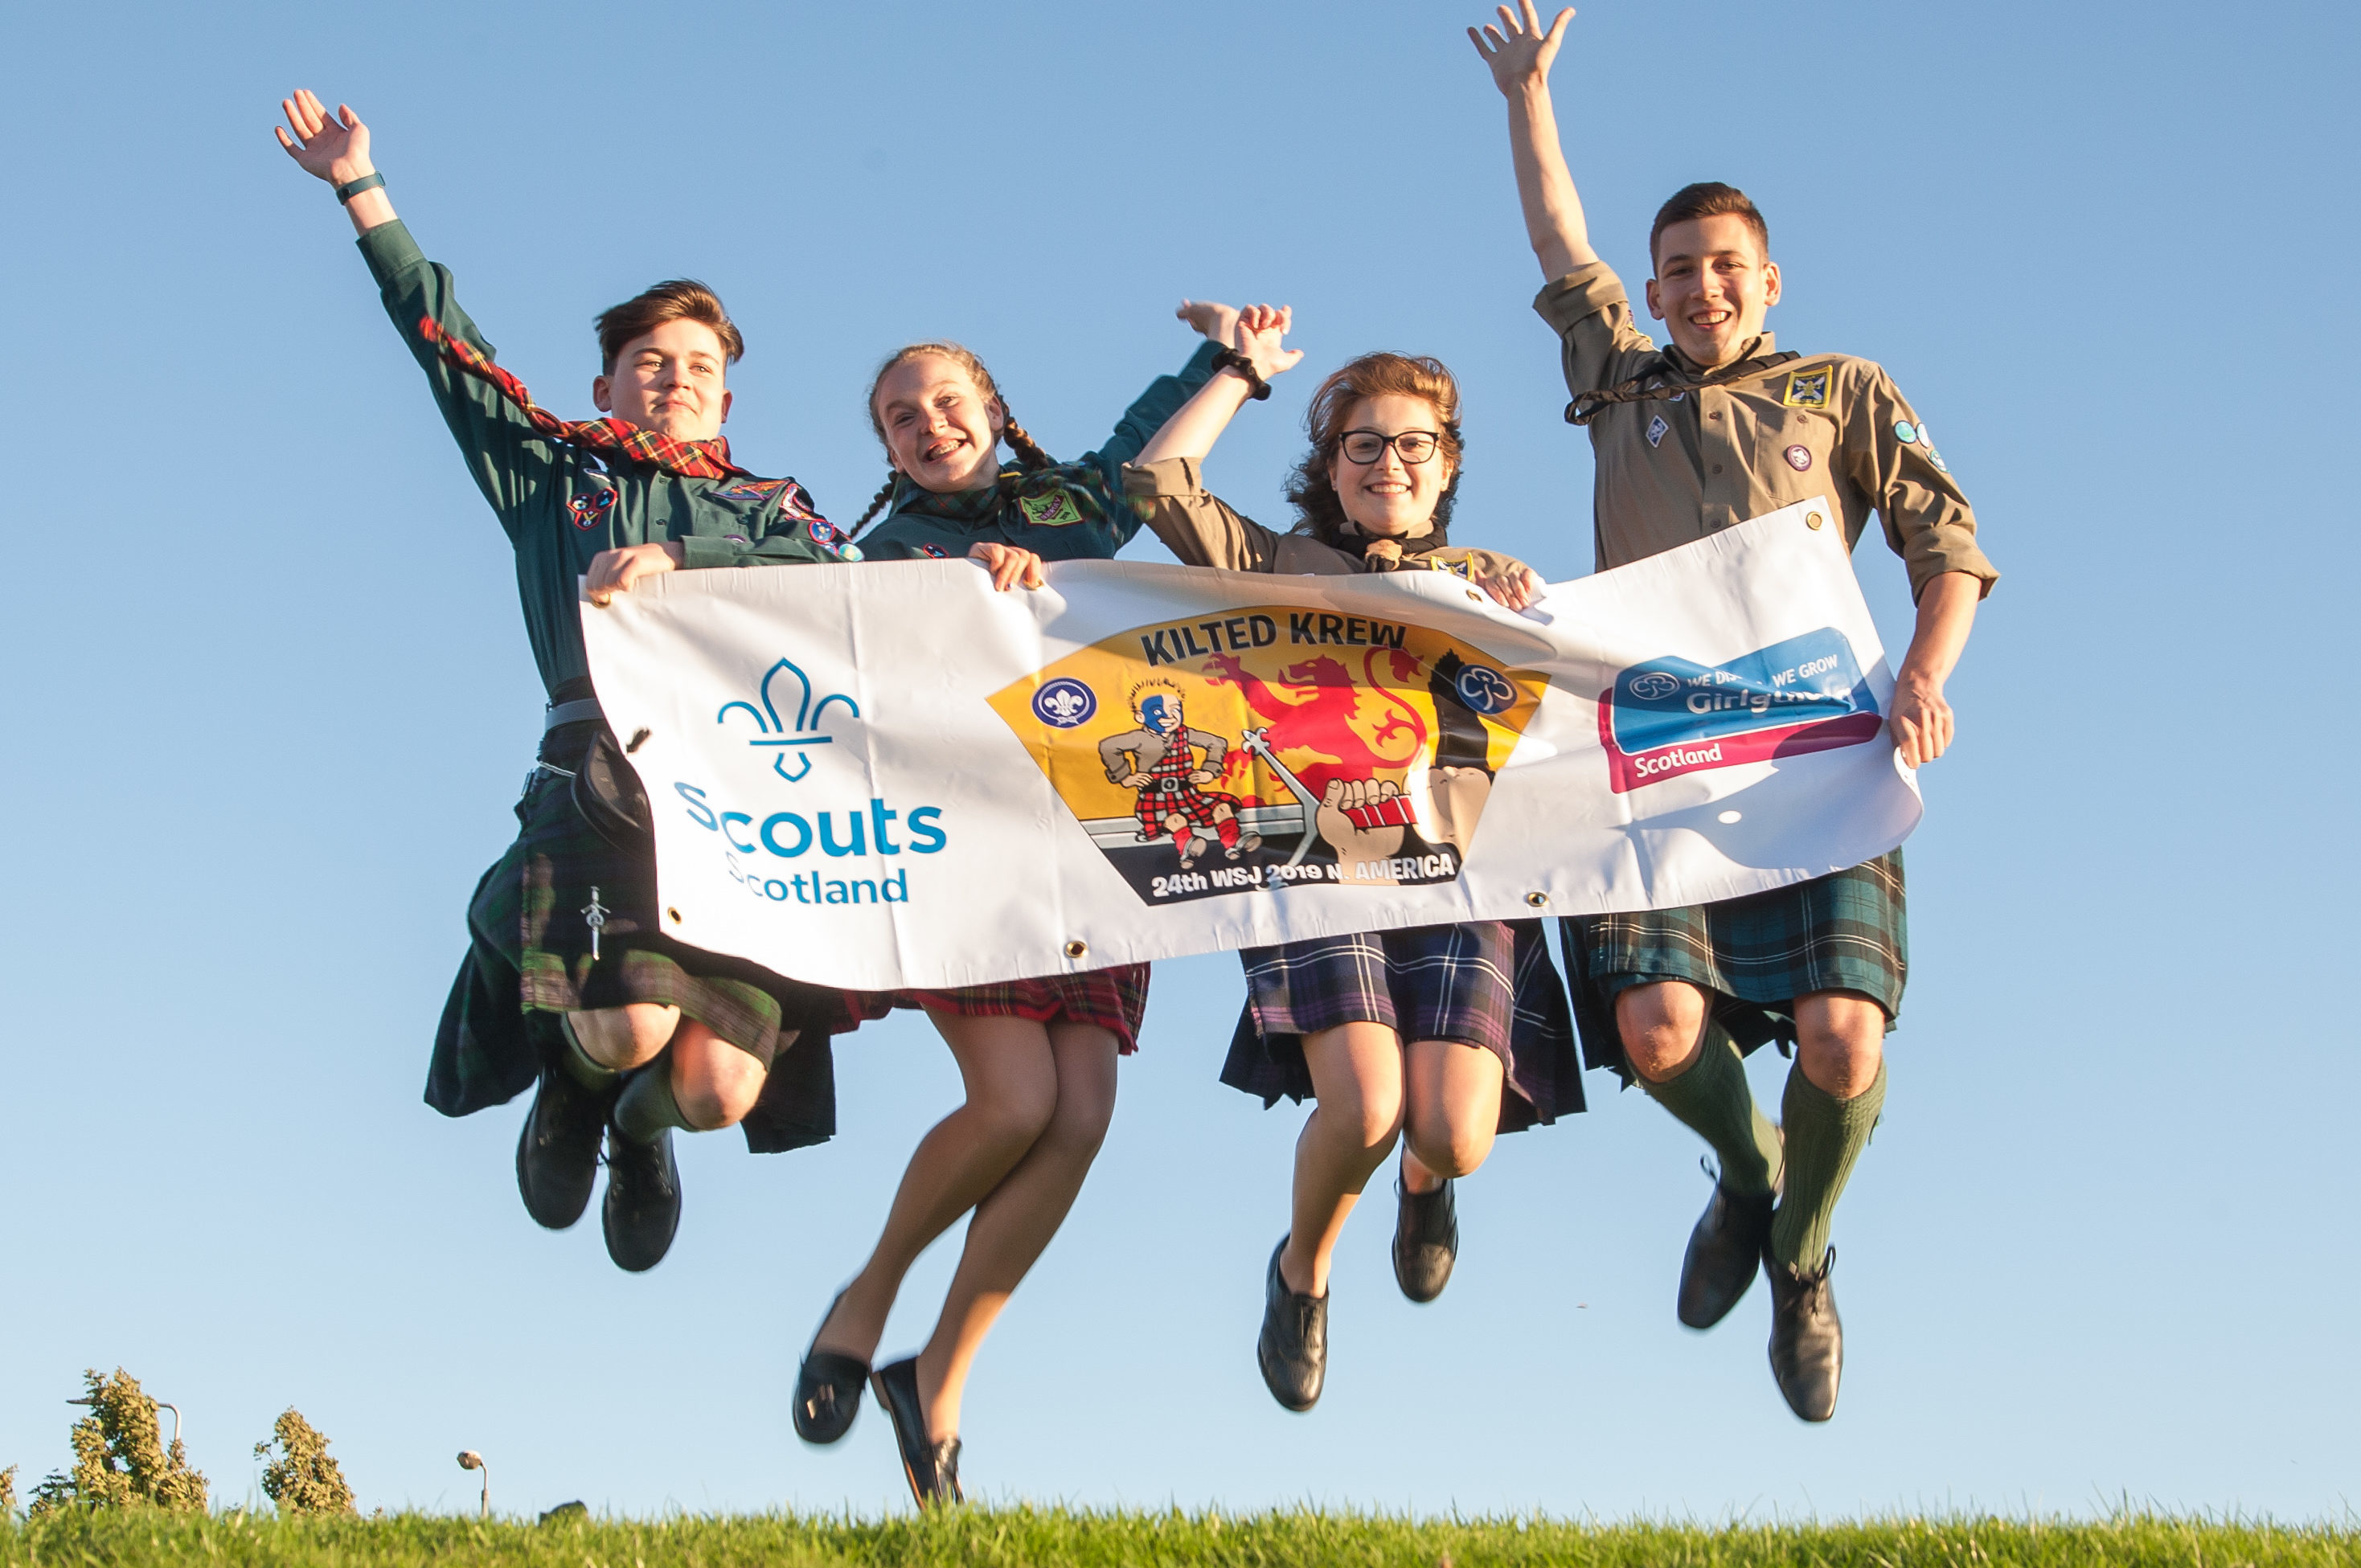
613 1055 693 1144
1769 1060 1888 1270
1640 1027 1784 1196
557 1015 619 1091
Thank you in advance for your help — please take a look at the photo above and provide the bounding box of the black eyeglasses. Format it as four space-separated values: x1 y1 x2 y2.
1338 429 1441 465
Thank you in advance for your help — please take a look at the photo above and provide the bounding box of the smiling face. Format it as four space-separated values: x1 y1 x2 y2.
873 354 1006 493
591 319 732 440
1325 394 1457 538
1644 213 1782 370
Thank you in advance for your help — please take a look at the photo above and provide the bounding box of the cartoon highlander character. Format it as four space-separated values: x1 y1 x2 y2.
1099 679 1264 867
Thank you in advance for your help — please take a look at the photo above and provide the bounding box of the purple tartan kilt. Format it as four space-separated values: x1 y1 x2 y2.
1220 920 1584 1133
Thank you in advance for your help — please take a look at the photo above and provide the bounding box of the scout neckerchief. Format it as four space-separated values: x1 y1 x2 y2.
416 317 752 480
1564 336 1801 427
1338 520 1452 572
875 462 1117 535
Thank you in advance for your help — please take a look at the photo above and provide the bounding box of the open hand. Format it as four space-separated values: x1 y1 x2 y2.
1177 299 1241 345
1469 2 1575 96
1231 304 1304 384
969 541 1047 592
585 542 682 606
275 88 374 185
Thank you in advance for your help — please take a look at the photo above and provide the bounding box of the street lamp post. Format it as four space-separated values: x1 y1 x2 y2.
456 1451 489 1519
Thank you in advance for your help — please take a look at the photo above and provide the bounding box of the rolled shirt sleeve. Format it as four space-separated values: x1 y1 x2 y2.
1840 368 1999 600
1121 457 1283 571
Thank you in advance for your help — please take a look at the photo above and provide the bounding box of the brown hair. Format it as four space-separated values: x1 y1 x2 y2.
1649 182 1770 272
1282 352 1465 549
594 280 744 375
853 342 1055 534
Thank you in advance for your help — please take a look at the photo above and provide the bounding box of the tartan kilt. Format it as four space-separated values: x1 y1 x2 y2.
1559 850 1908 1087
1220 920 1583 1133
1134 781 1240 837
427 720 848 1154
846 964 1151 1054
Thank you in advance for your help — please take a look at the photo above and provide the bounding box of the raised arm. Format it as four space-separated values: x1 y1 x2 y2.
277 89 396 236
1469 4 1597 280
1136 304 1301 467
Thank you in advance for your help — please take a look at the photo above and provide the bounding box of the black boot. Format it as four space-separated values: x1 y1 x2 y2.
514 1062 613 1231
871 1357 961 1506
600 1122 681 1272
1677 1169 1776 1329
1391 1177 1458 1304
1256 1237 1327 1411
1764 1245 1843 1422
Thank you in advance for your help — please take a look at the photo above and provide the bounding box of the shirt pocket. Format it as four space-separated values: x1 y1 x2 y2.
1757 412 1835 502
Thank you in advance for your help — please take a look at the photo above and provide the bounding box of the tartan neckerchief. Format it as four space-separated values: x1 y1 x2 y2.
417 317 751 480
1564 334 1800 427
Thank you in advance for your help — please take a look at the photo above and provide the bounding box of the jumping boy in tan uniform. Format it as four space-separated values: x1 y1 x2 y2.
1471 4 1998 1421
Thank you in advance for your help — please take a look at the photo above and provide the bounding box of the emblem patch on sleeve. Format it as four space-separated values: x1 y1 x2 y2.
1019 491 1085 528
1781 367 1833 409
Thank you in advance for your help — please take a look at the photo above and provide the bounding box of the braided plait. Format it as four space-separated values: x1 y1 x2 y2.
849 473 900 538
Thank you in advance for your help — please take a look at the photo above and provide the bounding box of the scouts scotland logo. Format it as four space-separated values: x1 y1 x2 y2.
718 657 860 783
987 605 1547 905
1599 628 1882 793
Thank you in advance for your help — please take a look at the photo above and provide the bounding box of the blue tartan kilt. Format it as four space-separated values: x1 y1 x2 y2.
1559 850 1908 1086
427 719 844 1154
1219 919 1584 1133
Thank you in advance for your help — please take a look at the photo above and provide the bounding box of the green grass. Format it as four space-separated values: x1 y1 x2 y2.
1 1508 2352 1566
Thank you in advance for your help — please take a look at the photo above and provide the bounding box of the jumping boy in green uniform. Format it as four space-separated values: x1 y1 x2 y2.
1469 6 1998 1420
275 90 846 1273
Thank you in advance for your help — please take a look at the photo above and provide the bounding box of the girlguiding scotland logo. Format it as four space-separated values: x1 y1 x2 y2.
1031 678 1096 728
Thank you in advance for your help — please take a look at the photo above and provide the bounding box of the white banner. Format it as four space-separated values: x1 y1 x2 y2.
580 497 1921 990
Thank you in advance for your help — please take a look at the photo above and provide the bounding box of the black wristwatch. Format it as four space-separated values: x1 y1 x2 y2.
1211 348 1273 402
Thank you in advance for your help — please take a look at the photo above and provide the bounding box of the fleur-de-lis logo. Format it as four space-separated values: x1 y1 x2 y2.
718 658 859 783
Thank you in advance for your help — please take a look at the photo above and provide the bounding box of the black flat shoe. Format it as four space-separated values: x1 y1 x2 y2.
1677 1168 1777 1330
515 1062 613 1230
871 1357 961 1506
1256 1237 1327 1412
600 1122 681 1273
1392 1176 1457 1304
1764 1244 1843 1423
793 1290 869 1446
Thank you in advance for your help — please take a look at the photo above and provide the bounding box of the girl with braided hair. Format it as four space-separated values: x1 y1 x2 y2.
793 326 1226 1506
1125 305 1583 1414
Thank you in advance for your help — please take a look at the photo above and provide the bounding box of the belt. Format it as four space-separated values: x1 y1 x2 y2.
544 698 603 731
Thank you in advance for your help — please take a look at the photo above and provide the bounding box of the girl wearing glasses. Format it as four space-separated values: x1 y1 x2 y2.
1125 308 1583 1413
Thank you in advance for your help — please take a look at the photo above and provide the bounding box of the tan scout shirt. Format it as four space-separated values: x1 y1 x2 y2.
1121 457 1530 581
1535 261 1998 600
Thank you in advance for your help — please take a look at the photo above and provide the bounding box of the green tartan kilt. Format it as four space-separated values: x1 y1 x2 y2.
428 723 843 1153
1558 850 1908 1087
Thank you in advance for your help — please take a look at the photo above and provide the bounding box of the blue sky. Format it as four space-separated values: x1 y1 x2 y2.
1 0 2355 1523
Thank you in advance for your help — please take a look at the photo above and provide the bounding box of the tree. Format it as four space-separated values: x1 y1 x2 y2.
27 1369 207 1517
254 1408 355 1517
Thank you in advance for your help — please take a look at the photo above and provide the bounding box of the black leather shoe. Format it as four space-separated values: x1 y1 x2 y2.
515 1063 613 1230
1256 1237 1327 1411
1677 1174 1776 1329
871 1357 961 1506
1392 1177 1457 1304
793 1290 869 1446
600 1123 681 1273
1764 1245 1843 1422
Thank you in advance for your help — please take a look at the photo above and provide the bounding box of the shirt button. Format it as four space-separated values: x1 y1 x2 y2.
1710 411 1722 421
1712 464 1724 473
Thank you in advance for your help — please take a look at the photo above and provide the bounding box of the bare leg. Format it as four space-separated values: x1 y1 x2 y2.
813 1013 1059 1364
1277 1021 1406 1298
669 1020 770 1130
567 1002 682 1072
1793 992 1885 1096
914 1022 1118 1440
1400 1037 1504 1186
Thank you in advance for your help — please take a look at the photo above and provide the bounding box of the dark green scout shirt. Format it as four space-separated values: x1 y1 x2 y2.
357 220 834 699
858 342 1221 563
